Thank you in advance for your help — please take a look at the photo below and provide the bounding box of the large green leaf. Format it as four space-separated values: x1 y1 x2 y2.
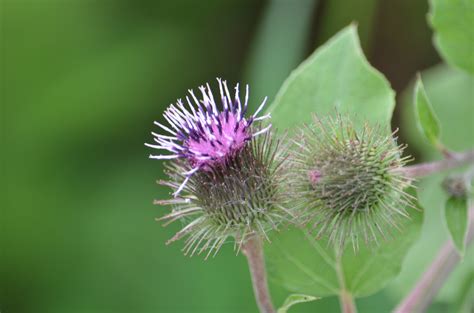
266 25 422 299
268 25 395 133
429 0 474 75
267 203 422 298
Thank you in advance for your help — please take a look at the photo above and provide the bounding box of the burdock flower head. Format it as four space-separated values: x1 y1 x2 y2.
290 115 414 250
146 79 291 258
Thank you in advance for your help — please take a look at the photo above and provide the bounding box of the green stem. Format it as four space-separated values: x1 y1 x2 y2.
335 248 357 313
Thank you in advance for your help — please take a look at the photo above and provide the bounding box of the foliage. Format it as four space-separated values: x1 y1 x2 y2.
445 196 469 256
277 294 319 313
393 64 474 306
268 203 421 298
3 0 474 312
429 0 474 74
266 26 423 303
414 76 442 149
268 26 395 133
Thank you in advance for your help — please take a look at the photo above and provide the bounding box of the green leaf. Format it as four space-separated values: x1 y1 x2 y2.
452 272 474 313
266 24 420 300
268 24 395 133
267 200 423 298
277 294 320 313
400 65 474 157
445 196 469 256
414 76 442 148
392 65 474 303
429 0 474 74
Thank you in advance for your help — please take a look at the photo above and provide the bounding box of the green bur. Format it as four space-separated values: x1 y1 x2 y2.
290 116 414 250
158 128 292 258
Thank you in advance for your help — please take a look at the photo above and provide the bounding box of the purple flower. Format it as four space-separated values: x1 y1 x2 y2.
146 78 271 196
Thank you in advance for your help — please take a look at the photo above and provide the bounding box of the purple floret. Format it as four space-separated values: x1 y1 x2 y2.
146 78 271 196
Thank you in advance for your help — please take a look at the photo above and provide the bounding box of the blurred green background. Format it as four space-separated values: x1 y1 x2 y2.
2 0 462 312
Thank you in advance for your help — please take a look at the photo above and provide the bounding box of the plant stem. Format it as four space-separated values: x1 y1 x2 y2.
335 248 358 313
242 235 275 313
394 204 474 313
396 149 474 178
339 290 357 313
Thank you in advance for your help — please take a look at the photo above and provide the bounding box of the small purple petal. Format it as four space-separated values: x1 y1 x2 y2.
146 78 271 196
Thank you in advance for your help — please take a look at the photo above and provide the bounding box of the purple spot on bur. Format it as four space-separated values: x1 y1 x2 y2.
308 169 322 186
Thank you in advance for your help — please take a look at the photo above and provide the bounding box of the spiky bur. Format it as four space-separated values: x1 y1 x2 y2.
157 129 291 258
289 115 415 251
146 79 292 258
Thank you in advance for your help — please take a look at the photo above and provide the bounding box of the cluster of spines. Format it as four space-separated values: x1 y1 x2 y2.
156 128 291 258
148 79 419 255
289 115 415 250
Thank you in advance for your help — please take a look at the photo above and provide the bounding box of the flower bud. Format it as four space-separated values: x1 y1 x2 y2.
442 175 469 198
289 115 414 250
147 79 292 258
158 129 290 258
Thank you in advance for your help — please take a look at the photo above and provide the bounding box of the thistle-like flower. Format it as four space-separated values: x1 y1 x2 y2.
289 115 414 250
147 79 291 258
146 78 271 197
